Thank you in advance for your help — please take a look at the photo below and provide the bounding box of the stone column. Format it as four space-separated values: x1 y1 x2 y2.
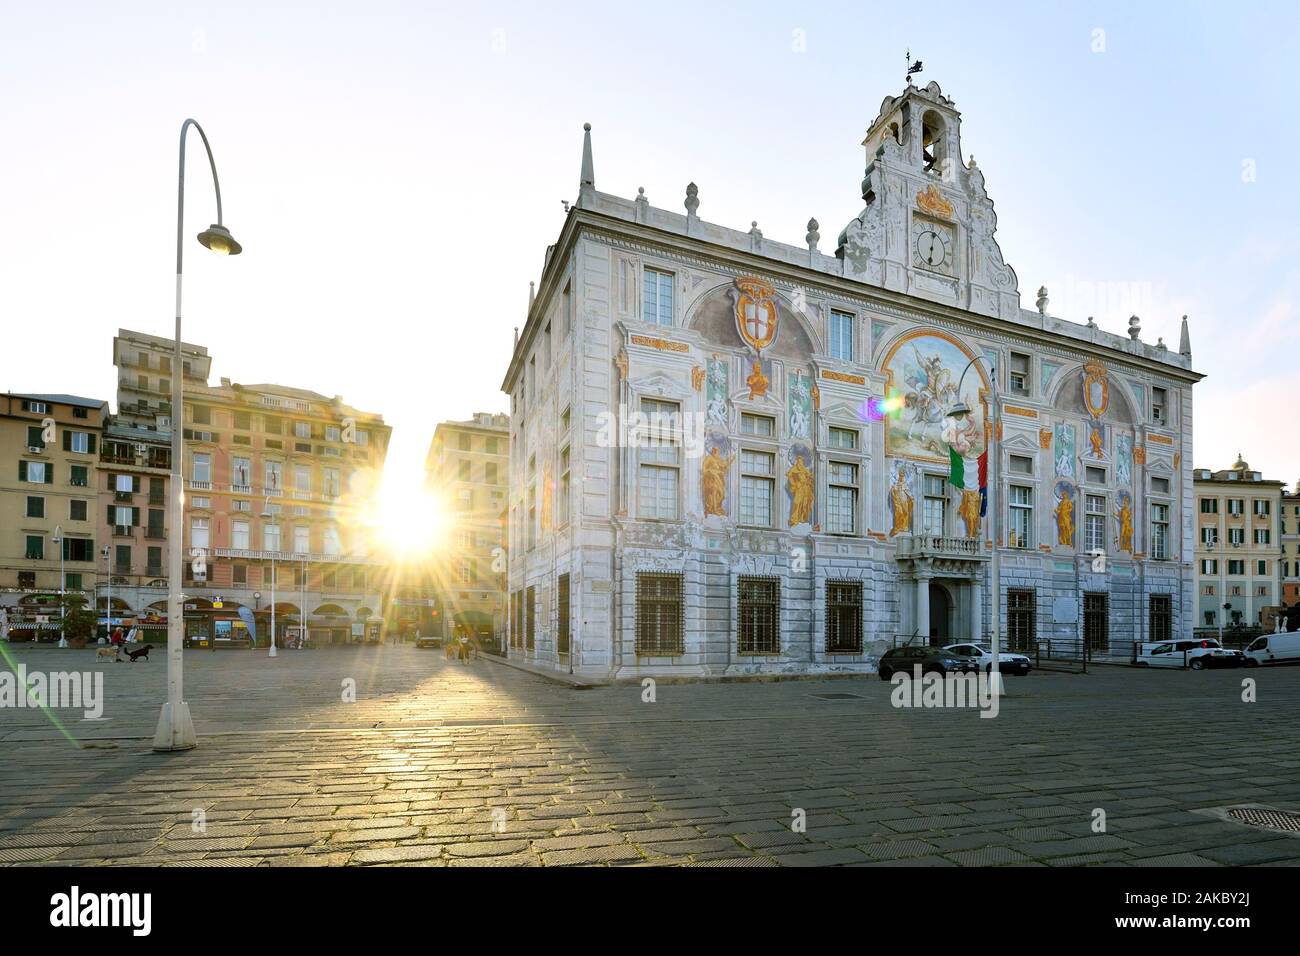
970 574 983 644
916 571 931 643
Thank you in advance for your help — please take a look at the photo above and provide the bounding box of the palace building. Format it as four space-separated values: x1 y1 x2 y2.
501 79 1202 679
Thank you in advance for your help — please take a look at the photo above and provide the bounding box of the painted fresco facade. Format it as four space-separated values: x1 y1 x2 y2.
502 81 1203 679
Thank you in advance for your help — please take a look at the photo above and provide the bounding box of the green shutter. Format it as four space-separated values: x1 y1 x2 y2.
44 465 52 484
19 461 27 481
87 434 96 454
132 507 140 526
63 430 71 451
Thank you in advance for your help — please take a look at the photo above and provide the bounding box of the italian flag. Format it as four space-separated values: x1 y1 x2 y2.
949 446 989 517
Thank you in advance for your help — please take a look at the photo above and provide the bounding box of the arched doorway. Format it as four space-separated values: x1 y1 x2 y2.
929 584 952 644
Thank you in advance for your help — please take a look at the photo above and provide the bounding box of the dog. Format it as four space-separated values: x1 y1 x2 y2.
444 640 459 661
95 646 120 662
126 644 151 662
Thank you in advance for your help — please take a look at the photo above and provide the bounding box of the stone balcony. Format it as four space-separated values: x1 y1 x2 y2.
895 534 987 563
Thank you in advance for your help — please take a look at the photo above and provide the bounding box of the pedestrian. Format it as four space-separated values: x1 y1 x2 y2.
1286 601 1300 633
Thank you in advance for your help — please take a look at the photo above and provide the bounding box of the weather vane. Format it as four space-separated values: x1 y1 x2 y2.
906 49 923 83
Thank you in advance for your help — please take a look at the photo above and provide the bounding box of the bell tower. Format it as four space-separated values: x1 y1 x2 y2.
837 80 1020 321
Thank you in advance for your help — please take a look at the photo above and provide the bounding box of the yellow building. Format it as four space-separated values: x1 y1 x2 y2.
425 413 508 650
1 392 107 639
1193 455 1285 632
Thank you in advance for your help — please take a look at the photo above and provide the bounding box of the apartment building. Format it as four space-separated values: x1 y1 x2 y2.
1193 455 1285 630
1282 484 1299 608
1 393 108 638
425 412 509 647
111 329 392 645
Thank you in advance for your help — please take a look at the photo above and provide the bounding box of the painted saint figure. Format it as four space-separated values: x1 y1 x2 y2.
701 446 733 517
1054 490 1075 546
1115 496 1134 552
786 455 814 527
889 466 913 537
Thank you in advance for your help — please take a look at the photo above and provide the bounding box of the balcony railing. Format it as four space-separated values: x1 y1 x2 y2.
188 479 212 491
896 534 986 560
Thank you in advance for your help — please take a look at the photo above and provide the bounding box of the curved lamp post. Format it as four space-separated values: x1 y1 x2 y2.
154 119 242 753
948 356 1003 696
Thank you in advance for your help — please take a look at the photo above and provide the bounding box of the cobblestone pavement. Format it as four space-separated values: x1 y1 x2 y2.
2 644 1299 867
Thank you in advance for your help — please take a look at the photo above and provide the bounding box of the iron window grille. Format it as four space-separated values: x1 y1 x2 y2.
738 575 780 655
825 580 863 653
1006 588 1036 652
1084 592 1109 652
635 572 684 656
557 573 571 656
1149 594 1172 643
526 586 535 650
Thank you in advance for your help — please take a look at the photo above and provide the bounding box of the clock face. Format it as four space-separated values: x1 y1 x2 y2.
912 218 956 275
915 230 947 268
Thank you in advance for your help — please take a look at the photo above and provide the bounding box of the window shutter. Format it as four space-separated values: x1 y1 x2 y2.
132 508 140 526
45 466 53 484
88 434 96 454
133 476 141 493
19 461 27 481
107 505 114 525
63 430 71 451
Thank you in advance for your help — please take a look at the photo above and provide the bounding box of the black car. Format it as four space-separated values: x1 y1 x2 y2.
878 645 979 680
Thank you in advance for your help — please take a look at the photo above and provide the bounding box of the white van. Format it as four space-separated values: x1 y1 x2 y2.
1135 638 1244 670
1244 631 1300 666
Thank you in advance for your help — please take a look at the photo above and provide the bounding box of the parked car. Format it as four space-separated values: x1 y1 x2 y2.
943 643 1033 676
878 645 979 680
414 631 442 649
1243 631 1300 667
1135 638 1245 670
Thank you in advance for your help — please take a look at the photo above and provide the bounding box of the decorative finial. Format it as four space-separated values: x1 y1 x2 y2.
1036 286 1049 315
528 281 535 311
806 218 820 252
749 221 763 249
684 182 699 217
578 122 595 207
1128 314 1141 341
1179 314 1191 357
1156 336 1167 351
634 187 649 220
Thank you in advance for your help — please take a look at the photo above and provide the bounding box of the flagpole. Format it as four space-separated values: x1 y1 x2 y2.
949 357 1003 697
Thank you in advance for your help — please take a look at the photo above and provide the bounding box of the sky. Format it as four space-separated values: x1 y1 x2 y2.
2 1 1298 494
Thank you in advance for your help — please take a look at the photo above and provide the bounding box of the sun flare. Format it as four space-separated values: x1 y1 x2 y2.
367 473 451 562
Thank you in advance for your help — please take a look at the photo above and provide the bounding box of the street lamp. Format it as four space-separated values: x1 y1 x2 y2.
101 544 111 642
948 356 1003 696
53 526 66 648
154 119 242 753
261 496 278 658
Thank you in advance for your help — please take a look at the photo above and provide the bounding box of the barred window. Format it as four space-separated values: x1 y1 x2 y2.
525 585 535 650
825 580 863 653
1149 594 1172 643
557 573 571 656
636 573 683 656
1006 588 1035 652
738 576 780 654
1084 592 1109 652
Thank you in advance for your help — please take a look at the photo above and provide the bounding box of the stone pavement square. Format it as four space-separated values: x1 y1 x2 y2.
2 644 1299 866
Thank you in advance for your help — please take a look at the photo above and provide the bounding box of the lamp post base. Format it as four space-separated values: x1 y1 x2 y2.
152 701 197 751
